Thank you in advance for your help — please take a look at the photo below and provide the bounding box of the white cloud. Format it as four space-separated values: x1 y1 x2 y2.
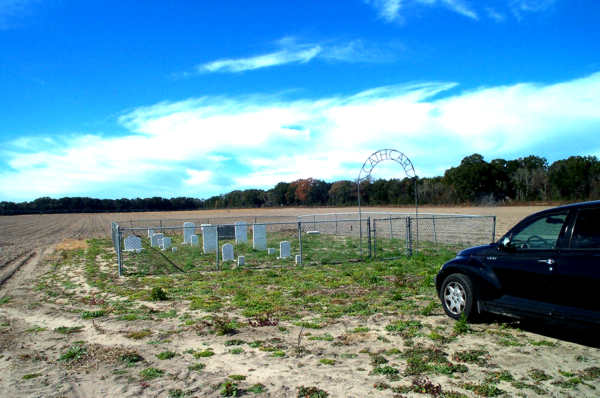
184 37 393 75
366 0 558 23
2 72 600 201
366 0 478 22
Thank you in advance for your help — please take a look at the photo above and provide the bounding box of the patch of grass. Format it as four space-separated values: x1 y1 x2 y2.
453 314 470 335
224 339 245 346
402 346 466 376
150 287 168 301
219 380 240 397
371 365 400 380
120 352 144 366
188 363 206 371
484 370 513 383
25 325 47 333
54 325 84 334
125 329 152 340
352 327 369 333
248 383 266 393
59 343 87 362
295 321 323 329
319 358 336 365
272 350 286 358
529 368 552 382
297 385 329 398
22 373 41 380
156 350 177 360
168 389 184 398
452 349 490 366
81 310 105 319
140 367 163 380
420 301 437 316
580 366 600 380
0 295 11 305
229 374 246 381
462 382 504 397
193 349 215 358
529 339 558 347
511 381 546 394
229 347 244 354
385 320 423 338
308 333 333 341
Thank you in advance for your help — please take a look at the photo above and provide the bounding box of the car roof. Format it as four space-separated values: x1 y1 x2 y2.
529 200 600 218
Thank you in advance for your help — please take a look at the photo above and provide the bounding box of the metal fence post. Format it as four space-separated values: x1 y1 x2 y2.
215 229 220 270
313 215 316 230
406 216 412 256
117 226 123 276
367 217 372 259
297 221 303 265
492 216 496 242
373 219 377 258
389 216 393 240
335 213 338 235
432 216 437 247
160 220 163 233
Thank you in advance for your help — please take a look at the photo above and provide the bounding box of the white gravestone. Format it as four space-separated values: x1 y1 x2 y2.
253 224 267 251
190 234 199 247
202 225 218 254
151 233 164 248
147 229 154 238
295 254 302 265
172 247 177 253
237 256 245 266
235 221 248 244
124 235 142 252
279 241 291 259
183 222 195 244
161 236 171 250
267 248 275 255
222 243 234 262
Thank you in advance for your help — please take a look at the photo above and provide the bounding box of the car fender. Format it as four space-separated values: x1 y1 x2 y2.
436 256 500 301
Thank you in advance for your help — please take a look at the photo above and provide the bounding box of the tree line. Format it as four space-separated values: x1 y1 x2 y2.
2 154 599 215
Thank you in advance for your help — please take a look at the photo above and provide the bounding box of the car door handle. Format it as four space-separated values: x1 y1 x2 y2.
537 259 555 265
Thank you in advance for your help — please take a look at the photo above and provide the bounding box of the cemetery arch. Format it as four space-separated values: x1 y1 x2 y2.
356 149 418 254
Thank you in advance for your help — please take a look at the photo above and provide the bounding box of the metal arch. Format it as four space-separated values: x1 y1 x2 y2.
357 149 416 183
356 149 419 256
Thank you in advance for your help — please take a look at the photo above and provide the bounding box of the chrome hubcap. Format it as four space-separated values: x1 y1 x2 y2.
444 281 466 315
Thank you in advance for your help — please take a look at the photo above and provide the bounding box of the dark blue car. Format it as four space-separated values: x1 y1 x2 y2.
436 201 600 324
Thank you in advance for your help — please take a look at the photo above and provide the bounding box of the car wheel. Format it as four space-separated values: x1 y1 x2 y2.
440 273 477 320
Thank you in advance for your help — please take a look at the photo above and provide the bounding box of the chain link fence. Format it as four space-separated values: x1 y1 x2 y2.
111 212 496 276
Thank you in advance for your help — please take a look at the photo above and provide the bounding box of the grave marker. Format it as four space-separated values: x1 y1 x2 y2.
183 222 195 244
267 248 275 255
222 243 234 262
151 233 163 248
237 256 245 266
279 241 291 259
253 224 267 251
202 225 218 254
190 234 199 247
161 237 171 250
235 221 248 244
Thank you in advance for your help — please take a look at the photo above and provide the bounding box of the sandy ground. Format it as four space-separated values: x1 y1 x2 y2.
3 206 599 398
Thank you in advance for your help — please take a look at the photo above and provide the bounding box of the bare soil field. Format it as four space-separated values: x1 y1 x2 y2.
2 205 599 398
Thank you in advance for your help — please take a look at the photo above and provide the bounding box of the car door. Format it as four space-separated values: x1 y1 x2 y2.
554 207 600 312
491 210 569 305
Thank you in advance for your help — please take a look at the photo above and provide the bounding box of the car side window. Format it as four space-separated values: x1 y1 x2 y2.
571 208 600 249
510 212 568 249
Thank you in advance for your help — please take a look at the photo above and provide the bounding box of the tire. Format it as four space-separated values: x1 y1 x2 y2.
440 273 477 321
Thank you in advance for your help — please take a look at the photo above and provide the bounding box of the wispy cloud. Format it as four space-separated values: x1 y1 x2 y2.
0 0 36 29
2 72 600 201
366 0 558 23
182 37 393 76
365 0 478 22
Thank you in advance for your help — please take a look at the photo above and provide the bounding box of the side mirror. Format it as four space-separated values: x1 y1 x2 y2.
498 236 512 252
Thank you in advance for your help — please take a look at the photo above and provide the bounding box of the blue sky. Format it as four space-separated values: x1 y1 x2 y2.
1 0 599 201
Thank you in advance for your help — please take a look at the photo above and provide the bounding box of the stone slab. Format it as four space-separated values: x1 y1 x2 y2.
279 241 291 259
235 221 248 244
253 224 267 251
202 225 218 254
222 243 234 262
124 235 142 252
